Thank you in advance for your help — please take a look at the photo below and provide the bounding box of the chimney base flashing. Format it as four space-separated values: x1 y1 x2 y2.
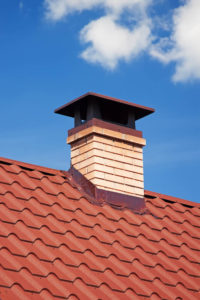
68 166 147 213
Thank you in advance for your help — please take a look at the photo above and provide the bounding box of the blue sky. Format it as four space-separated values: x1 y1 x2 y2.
0 0 200 202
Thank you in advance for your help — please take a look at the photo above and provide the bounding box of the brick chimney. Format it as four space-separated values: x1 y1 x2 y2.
55 92 154 199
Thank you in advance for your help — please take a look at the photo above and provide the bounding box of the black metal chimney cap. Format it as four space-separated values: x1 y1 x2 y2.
54 92 155 122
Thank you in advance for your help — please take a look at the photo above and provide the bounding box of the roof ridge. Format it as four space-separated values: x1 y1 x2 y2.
0 157 199 207
145 190 200 208
0 156 66 177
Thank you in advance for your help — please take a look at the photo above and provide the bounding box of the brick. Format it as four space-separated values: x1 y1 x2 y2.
104 173 125 184
101 127 146 146
134 159 143 167
68 125 146 146
133 165 143 174
124 184 144 196
78 167 88 175
114 140 134 150
82 163 144 182
103 158 124 170
91 149 134 164
79 143 97 156
95 142 143 160
71 148 107 165
92 134 114 144
85 173 97 181
124 163 143 174
114 168 143 181
86 164 114 175
73 157 96 170
102 128 122 140
67 127 93 144
71 148 80 159
76 157 143 175
124 178 144 189
94 156 106 166
101 158 143 174
72 134 144 154
134 146 143 153
86 171 105 181
71 153 88 165
86 135 94 143
129 135 146 146
77 127 93 139
94 184 141 197
92 135 118 148
110 137 143 152
67 135 74 144
85 173 95 181
75 142 104 156
92 178 125 192
104 143 123 155
119 155 134 165
92 178 144 197
70 138 87 150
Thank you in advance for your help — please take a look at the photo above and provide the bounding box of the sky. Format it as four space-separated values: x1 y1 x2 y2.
0 0 200 203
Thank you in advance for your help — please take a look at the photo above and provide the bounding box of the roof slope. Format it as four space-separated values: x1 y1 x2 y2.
0 157 199 300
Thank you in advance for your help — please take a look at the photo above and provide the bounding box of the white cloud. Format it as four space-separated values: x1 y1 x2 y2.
44 0 152 69
150 0 200 82
44 0 200 82
44 0 151 20
44 0 100 21
80 15 151 69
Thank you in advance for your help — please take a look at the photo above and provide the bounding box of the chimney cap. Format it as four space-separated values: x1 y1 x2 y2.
54 92 155 122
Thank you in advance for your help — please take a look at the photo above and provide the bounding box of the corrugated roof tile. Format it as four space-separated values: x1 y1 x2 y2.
0 157 200 299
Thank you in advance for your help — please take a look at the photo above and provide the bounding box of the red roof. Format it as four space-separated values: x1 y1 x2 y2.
0 157 199 299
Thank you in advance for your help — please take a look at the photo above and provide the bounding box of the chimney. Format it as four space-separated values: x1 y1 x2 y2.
55 92 154 199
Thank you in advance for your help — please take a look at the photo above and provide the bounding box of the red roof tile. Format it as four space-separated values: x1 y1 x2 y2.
0 157 200 299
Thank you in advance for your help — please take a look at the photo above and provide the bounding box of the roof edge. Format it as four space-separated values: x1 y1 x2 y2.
0 157 63 176
145 190 200 208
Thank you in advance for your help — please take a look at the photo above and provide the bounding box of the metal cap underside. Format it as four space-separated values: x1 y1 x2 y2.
55 92 155 129
55 92 154 120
